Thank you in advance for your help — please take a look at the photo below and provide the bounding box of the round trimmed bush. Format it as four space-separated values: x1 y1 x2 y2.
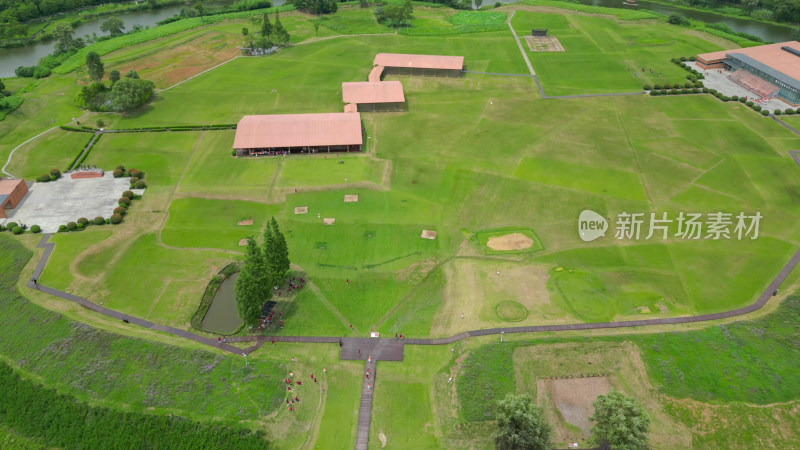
66 222 77 231
653 84 661 90
650 91 659 96
37 174 50 182
110 214 123 225
774 110 782 115
671 90 679 95
739 97 746 103
753 105 762 111
122 190 134 199
682 89 689 94
76 222 84 230
680 56 687 61
643 84 651 90
128 169 142 178
6 222 18 230
684 82 692 88
746 101 754 107
12 226 23 235
112 169 124 178
49 168 61 178
94 216 105 225
786 109 796 115
664 83 672 89
709 89 717 94
692 88 699 93
689 56 697 61
134 180 147 189
58 225 68 232
77 217 89 225
731 96 739 101
762 110 770 116
231 149 236 156
30 225 41 233
694 82 703 88
115 165 125 171
113 206 127 216
118 197 131 207
129 177 139 185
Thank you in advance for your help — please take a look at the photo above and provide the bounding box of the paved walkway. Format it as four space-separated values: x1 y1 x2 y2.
355 359 377 450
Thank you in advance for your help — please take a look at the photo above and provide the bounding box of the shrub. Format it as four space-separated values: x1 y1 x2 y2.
122 190 134 199
709 89 717 94
128 169 142 178
746 101 754 107
731 96 739 101
694 82 703 88
110 214 123 224
94 216 105 225
0 225 6 232
66 222 77 231
774 110 782 115
692 88 699 93
118 197 131 207
679 56 687 61
115 165 125 171
113 169 124 178
739 97 746 103
37 174 50 182
689 56 697 61
722 96 730 101
753 105 762 111
684 82 692 88
129 177 140 185
77 217 89 225
30 225 41 233
650 91 659 96
134 180 147 189
49 168 61 178
12 226 24 235
231 149 236 156
113 206 127 216
664 83 672 89
643 84 651 91
653 84 661 90
787 109 796 115
76 222 84 230
762 110 770 116
58 225 68 232
6 222 18 230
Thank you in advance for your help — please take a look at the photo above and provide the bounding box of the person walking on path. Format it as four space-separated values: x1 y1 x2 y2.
350 323 353 329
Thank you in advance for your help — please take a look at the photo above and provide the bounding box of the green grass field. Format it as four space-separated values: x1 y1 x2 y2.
3 3 800 448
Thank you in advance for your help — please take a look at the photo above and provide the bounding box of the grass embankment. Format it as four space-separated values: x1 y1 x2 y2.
0 234 284 427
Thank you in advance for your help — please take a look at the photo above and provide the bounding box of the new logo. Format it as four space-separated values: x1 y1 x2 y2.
578 210 608 242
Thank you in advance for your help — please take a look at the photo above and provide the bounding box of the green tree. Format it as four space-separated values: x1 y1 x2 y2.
85 51 104 83
266 217 290 280
109 69 121 85
125 69 140 79
261 12 273 37
274 11 290 43
590 390 650 450
108 78 155 112
313 19 321 35
195 4 207 23
494 394 551 450
359 0 369 7
475 0 483 9
0 78 5 94
100 16 125 36
242 27 249 36
53 22 74 54
235 238 271 326
375 0 413 27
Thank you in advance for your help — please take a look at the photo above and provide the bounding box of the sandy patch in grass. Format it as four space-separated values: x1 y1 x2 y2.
432 260 551 335
540 377 611 435
323 218 335 225
421 230 437 240
238 239 248 246
294 206 308 214
344 194 359 202
378 431 387 447
237 218 253 226
514 342 691 448
524 35 564 52
486 233 533 251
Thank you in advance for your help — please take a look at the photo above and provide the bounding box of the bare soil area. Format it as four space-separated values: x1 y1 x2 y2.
524 35 565 52
539 377 611 436
486 233 533 251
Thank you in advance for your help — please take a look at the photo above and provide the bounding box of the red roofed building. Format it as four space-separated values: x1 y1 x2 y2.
342 81 406 112
696 41 800 105
373 53 464 77
0 178 28 219
233 113 363 156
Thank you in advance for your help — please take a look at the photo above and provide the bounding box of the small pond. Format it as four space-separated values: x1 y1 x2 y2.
202 272 243 334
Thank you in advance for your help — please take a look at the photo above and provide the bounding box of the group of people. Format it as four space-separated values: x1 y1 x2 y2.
284 371 322 413
258 278 307 332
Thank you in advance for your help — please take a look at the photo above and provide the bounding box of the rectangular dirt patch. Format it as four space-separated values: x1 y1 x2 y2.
344 195 359 202
238 238 249 246
540 376 611 436
237 218 254 226
525 35 564 52
294 206 308 214
323 218 335 225
421 230 437 240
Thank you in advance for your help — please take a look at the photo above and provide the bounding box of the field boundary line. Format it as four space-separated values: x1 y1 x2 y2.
771 115 800 137
2 126 59 178
157 56 242 93
292 31 396 47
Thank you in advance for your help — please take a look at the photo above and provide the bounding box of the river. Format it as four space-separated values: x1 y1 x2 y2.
0 0 793 78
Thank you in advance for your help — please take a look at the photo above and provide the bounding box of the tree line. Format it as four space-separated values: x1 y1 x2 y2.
0 360 270 449
495 391 650 450
235 217 290 326
242 11 290 49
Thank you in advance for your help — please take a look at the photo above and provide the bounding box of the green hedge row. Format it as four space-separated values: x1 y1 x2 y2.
54 5 296 74
191 263 241 332
0 361 269 449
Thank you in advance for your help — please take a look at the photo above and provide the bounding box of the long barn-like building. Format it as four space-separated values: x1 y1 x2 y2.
342 80 406 112
371 53 464 78
233 113 363 156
